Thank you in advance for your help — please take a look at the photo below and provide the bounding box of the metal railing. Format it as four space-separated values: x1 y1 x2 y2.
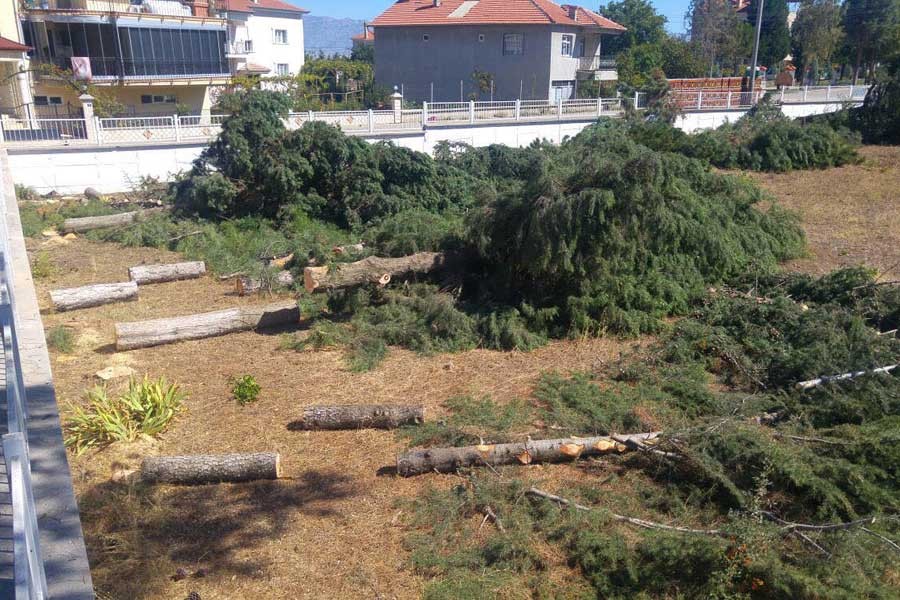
0 200 50 599
669 85 866 110
0 86 865 148
22 0 196 17
578 56 618 71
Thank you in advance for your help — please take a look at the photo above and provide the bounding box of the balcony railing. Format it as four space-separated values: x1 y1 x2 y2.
32 56 230 81
22 0 202 17
226 41 254 56
578 56 617 71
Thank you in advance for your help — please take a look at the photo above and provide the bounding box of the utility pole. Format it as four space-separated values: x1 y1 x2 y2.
749 0 765 94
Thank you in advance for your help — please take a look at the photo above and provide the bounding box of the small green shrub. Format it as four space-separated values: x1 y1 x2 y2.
230 374 261 405
15 184 38 201
65 377 184 455
46 324 74 354
31 251 56 279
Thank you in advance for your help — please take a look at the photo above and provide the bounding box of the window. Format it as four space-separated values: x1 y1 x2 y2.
273 29 288 44
423 34 430 41
49 96 63 105
141 94 177 104
244 39 253 52
502 33 523 55
276 63 289 76
561 34 574 57
34 95 63 106
478 33 485 42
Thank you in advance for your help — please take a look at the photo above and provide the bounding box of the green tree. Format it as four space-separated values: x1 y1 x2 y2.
688 0 754 76
350 42 374 64
843 0 900 82
599 0 668 54
791 0 844 85
746 0 792 71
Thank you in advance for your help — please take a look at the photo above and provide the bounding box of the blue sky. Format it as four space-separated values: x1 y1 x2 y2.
295 1 691 34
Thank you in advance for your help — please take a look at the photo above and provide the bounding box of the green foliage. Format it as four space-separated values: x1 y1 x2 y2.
852 57 900 144
46 324 74 354
30 251 56 279
15 184 38 201
462 121 805 336
627 103 861 172
400 395 534 448
361 209 464 257
747 0 792 71
600 0 667 53
18 197 127 238
65 377 184 455
175 92 483 228
230 375 261 405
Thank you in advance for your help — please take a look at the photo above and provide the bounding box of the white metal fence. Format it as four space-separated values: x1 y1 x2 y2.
0 209 50 599
0 86 865 149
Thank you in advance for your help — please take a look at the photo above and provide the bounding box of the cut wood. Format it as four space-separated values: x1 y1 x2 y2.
115 300 300 350
333 243 365 256
396 432 661 476
141 452 281 485
128 261 206 285
796 364 898 390
290 405 425 430
50 281 138 312
61 206 168 233
304 252 447 293
236 271 295 296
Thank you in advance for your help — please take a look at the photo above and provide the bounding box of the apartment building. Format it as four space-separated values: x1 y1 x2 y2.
371 0 625 102
220 0 306 78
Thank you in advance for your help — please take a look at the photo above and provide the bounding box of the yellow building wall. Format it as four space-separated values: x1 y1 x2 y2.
33 81 213 116
0 0 22 42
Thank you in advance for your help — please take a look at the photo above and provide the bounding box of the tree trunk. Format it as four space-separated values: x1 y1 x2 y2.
290 405 425 430
61 207 168 233
128 261 206 285
49 281 138 312
115 300 300 350
304 252 447 293
141 452 281 485
397 432 662 476
236 271 295 296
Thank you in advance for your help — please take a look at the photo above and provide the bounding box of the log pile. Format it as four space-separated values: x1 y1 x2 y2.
141 452 281 485
289 405 425 430
61 207 168 233
115 300 300 350
396 432 662 476
49 281 138 312
304 252 447 293
128 261 206 284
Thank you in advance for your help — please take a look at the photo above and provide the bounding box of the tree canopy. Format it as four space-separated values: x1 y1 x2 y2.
746 0 792 71
599 0 668 54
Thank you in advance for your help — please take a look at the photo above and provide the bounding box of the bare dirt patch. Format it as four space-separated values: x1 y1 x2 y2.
748 145 900 280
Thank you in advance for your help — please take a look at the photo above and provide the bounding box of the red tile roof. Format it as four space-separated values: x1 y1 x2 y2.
352 29 375 41
221 0 307 14
0 36 31 52
371 0 625 31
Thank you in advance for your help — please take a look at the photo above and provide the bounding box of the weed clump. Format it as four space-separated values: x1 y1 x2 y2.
46 324 75 353
230 375 260 405
65 377 184 455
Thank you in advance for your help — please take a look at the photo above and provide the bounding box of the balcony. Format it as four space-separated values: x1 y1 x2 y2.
21 0 214 19
32 55 230 82
225 41 254 57
577 56 618 81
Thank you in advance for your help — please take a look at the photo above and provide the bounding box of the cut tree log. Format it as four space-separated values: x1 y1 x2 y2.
61 206 168 233
396 432 661 476
289 405 425 430
141 452 281 485
333 243 365 256
115 300 300 350
796 364 898 390
236 271 295 296
304 252 447 293
50 281 138 312
128 261 206 285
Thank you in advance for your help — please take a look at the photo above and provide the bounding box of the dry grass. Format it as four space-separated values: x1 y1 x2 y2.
29 148 900 599
32 237 638 600
748 145 900 280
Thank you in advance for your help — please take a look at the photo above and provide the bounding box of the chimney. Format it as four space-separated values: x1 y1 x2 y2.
566 5 577 20
433 0 441 7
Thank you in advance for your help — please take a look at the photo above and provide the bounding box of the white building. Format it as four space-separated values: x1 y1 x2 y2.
221 0 307 78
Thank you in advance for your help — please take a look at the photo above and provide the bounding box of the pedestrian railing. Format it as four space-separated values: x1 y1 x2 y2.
0 87 865 149
0 203 50 599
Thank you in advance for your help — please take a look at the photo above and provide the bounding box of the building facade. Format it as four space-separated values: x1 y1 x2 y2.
371 0 624 102
221 0 306 78
13 0 233 117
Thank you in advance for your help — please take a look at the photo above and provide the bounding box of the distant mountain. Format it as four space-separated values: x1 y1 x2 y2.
304 16 367 57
